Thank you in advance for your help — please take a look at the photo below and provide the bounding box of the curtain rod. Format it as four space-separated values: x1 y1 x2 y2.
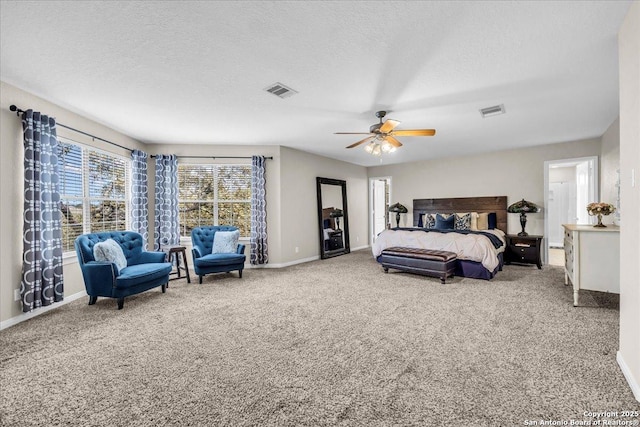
10 106 274 160
10 105 134 153
150 155 273 160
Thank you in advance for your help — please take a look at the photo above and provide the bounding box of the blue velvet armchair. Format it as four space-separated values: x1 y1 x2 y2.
191 226 246 284
75 231 172 309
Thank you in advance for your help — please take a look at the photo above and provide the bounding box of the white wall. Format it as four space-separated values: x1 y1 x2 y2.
549 166 576 184
279 147 368 263
366 138 602 236
618 0 640 403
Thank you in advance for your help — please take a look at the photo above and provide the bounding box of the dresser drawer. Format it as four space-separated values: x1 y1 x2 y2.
564 239 573 259
564 229 573 242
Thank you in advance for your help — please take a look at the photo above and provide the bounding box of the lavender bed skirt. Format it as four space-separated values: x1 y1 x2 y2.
376 252 503 281
454 252 503 280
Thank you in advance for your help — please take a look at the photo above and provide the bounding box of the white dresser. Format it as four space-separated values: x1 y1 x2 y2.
563 224 620 306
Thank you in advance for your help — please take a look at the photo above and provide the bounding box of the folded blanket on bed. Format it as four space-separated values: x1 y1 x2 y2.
372 228 505 272
389 227 504 249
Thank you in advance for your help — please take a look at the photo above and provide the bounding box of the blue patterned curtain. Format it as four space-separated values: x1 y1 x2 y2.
21 110 64 312
130 150 149 248
154 154 180 249
250 155 268 265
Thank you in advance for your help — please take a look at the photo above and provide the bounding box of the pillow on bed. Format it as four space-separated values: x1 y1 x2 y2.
454 213 472 230
423 213 436 229
488 212 497 230
434 213 454 230
464 212 479 231
476 213 489 230
475 212 497 230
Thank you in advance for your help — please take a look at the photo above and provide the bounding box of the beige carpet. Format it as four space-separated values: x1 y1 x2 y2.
1 250 637 426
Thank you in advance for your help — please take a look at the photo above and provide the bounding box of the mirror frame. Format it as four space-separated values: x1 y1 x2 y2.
316 177 351 259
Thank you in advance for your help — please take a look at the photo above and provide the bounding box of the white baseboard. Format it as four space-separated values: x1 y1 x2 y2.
248 255 320 269
247 246 371 269
617 351 640 402
0 290 87 331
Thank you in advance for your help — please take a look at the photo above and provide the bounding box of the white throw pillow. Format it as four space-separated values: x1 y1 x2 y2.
212 230 240 254
93 239 127 271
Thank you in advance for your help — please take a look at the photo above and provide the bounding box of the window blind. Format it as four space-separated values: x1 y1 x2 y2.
57 139 130 252
178 164 251 237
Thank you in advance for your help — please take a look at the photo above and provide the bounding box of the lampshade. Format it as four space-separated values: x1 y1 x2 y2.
507 199 540 213
388 203 408 213
329 209 343 218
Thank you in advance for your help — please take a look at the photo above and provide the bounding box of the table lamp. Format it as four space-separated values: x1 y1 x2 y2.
507 199 541 236
388 203 408 228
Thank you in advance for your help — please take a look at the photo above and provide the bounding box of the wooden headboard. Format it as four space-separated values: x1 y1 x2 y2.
413 196 508 233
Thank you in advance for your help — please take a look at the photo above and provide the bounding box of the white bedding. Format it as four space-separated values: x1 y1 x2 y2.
372 229 506 272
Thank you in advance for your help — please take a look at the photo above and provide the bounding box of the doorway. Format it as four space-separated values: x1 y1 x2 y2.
369 177 391 243
543 156 598 265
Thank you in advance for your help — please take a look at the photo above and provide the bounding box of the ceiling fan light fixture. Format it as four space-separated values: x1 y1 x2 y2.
365 142 374 154
339 110 435 156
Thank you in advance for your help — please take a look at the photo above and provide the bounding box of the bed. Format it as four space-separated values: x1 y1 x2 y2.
372 196 508 280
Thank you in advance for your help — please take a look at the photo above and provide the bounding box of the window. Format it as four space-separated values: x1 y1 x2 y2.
178 164 251 237
58 139 129 253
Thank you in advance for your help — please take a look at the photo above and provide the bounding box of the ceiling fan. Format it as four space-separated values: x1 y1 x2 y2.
335 111 436 156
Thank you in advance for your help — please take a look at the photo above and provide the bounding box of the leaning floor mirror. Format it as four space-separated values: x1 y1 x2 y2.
316 177 350 259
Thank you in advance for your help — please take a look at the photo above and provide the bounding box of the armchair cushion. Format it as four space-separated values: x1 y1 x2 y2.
194 253 246 268
212 230 240 254
93 239 127 271
117 263 173 289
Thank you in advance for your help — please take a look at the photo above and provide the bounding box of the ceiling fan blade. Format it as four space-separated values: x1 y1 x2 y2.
346 136 375 149
379 119 401 133
334 132 375 135
384 135 403 148
391 129 436 136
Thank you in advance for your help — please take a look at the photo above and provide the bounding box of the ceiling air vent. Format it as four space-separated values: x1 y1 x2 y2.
264 82 298 99
480 104 506 118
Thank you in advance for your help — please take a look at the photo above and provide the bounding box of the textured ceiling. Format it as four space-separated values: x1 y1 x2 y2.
0 1 632 166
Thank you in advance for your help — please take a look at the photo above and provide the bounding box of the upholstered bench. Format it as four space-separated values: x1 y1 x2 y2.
378 247 457 284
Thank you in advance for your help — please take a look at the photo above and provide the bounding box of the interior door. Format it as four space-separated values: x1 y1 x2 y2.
576 160 597 224
371 178 389 242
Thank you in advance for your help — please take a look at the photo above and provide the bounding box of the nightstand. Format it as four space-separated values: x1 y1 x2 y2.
328 230 344 251
505 235 542 269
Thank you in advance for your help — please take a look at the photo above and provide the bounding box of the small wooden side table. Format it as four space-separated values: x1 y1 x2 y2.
162 246 191 284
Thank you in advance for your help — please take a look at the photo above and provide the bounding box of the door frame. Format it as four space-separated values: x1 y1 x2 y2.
369 176 392 245
543 155 598 265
